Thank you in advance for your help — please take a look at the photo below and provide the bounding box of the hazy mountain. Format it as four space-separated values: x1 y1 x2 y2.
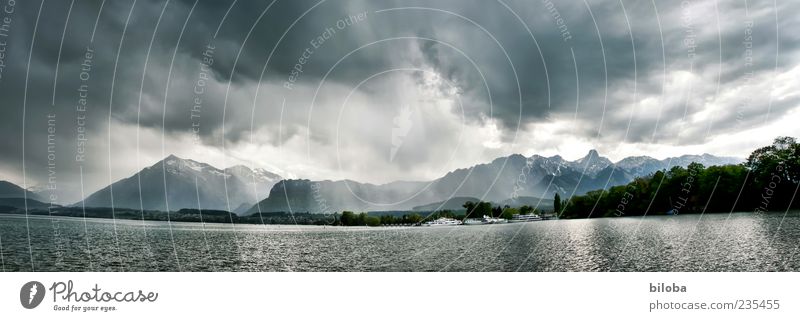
0 197 52 210
568 149 613 176
495 196 554 211
411 196 554 212
615 154 743 177
614 156 664 177
0 180 46 202
69 150 741 214
248 150 742 214
248 179 430 214
224 164 282 202
81 155 281 211
663 154 743 168
232 202 255 215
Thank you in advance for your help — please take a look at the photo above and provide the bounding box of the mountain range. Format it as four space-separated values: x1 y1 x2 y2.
245 150 741 214
0 151 742 215
0 180 46 201
0 181 49 211
79 155 281 212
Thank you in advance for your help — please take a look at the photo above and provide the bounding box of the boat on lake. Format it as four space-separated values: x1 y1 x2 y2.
509 214 542 223
463 215 507 225
422 217 463 226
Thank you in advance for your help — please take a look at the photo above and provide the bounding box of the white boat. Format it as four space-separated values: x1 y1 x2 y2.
463 218 484 225
422 217 463 226
509 214 543 223
463 215 507 225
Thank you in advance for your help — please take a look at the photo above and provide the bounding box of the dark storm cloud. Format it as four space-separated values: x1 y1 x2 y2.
417 0 800 144
0 0 798 201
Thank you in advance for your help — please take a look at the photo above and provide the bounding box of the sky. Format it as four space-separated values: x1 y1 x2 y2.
0 0 798 204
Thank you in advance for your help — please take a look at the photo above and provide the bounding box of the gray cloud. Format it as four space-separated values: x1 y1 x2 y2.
0 0 798 203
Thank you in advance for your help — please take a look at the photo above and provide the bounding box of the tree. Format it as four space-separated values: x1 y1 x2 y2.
554 136 799 218
748 136 799 184
500 206 517 220
463 201 492 218
408 213 423 224
340 211 356 226
554 193 562 215
475 202 493 218
463 201 477 218
492 206 503 218
437 209 454 218
746 136 800 211
380 215 396 225
365 216 381 227
519 205 534 215
357 213 368 226
333 213 341 226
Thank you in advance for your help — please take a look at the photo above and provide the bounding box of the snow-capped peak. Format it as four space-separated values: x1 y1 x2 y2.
569 149 613 176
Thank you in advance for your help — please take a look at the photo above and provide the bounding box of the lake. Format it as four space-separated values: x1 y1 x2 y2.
1 212 799 271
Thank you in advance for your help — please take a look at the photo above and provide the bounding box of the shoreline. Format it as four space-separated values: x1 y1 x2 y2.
2 211 796 228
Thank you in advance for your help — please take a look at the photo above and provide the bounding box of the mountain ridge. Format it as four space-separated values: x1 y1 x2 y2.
246 150 743 214
58 151 743 213
79 155 282 211
0 180 47 202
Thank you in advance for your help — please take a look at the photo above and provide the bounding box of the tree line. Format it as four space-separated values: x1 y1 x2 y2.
336 211 422 226
559 136 800 219
334 203 548 226
461 201 543 220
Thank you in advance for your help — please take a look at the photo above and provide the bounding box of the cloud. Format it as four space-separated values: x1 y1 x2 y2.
0 0 798 203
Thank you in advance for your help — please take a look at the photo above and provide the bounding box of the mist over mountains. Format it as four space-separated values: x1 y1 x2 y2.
0 151 741 214
245 150 741 214
79 155 281 212
0 181 46 202
0 181 51 211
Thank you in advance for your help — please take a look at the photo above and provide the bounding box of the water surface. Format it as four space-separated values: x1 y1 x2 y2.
1 212 799 271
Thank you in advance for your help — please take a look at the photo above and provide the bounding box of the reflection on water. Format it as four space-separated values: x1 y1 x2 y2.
1 212 799 271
